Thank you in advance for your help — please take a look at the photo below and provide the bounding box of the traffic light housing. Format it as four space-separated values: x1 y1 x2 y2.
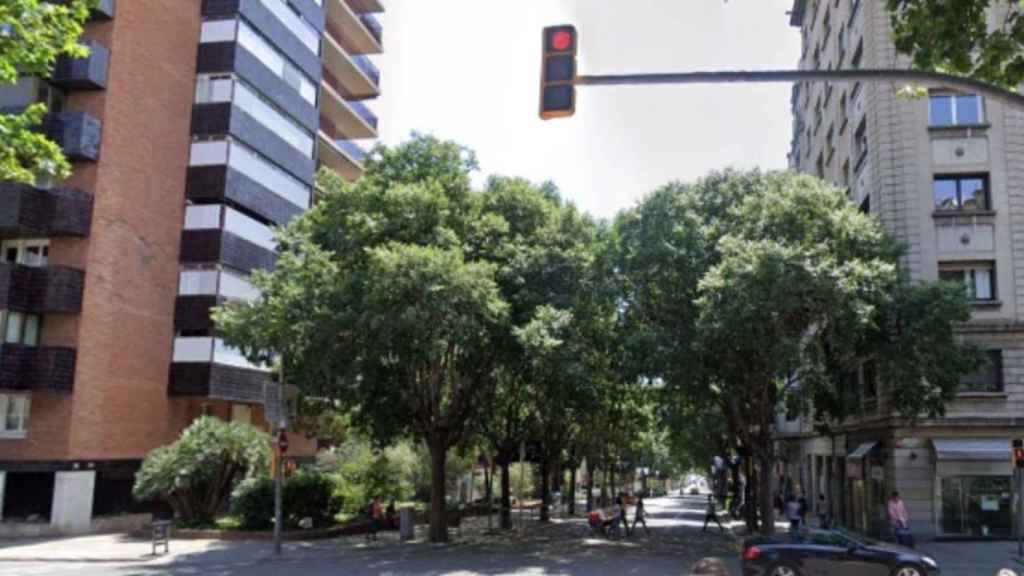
540 25 577 119
1014 438 1024 468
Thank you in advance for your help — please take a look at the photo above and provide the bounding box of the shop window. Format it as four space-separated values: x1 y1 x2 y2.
960 350 1003 392
941 476 1012 537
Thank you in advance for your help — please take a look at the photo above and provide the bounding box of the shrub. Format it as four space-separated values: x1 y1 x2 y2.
231 477 275 530
133 416 270 525
283 468 342 528
231 468 342 530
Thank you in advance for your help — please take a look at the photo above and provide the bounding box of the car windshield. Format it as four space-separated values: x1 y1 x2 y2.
831 526 879 546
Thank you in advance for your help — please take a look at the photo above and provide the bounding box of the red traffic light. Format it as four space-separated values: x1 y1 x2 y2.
552 30 573 51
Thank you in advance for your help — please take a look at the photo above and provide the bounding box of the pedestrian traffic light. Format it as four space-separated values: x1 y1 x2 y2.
1014 438 1024 468
540 25 577 120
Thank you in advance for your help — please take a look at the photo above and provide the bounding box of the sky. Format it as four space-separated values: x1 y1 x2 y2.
370 1 802 220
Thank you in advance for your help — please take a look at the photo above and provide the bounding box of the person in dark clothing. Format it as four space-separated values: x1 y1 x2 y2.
702 494 725 533
632 496 650 536
797 493 808 526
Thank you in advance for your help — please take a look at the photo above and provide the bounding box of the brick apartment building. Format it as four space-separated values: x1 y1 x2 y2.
781 0 1024 541
0 0 382 535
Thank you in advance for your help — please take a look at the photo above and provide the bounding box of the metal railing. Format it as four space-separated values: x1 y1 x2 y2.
359 13 382 46
352 54 380 86
337 140 367 163
347 99 378 130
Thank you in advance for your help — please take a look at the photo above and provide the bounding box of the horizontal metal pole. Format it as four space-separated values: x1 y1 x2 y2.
576 69 1024 108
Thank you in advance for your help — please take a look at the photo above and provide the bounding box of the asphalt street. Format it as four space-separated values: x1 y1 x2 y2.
0 495 740 576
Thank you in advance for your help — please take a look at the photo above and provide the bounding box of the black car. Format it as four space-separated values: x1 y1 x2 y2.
742 527 940 576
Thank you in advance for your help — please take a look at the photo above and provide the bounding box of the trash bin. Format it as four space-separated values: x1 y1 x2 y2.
399 506 415 541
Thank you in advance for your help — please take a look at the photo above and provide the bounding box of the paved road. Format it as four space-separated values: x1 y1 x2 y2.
0 495 740 576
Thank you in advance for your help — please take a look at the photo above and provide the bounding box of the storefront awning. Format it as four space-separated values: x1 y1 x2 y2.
932 438 1009 461
847 441 878 459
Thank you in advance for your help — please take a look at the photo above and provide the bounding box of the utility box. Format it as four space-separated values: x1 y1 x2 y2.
399 507 415 541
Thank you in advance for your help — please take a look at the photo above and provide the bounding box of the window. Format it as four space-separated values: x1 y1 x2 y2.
814 96 823 132
838 25 847 59
859 194 870 214
231 403 253 424
1 311 41 346
842 158 850 188
826 125 835 163
822 8 832 46
960 350 1003 392
853 117 868 170
0 394 29 438
940 262 996 301
2 239 49 267
188 140 312 209
933 174 989 211
929 93 984 127
839 92 848 132
851 39 863 69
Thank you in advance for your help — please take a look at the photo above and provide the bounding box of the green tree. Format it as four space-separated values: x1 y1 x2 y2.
887 0 1024 89
0 0 94 183
216 136 512 543
617 170 979 533
133 416 269 525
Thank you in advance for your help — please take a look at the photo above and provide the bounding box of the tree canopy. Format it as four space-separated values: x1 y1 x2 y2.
888 0 1024 89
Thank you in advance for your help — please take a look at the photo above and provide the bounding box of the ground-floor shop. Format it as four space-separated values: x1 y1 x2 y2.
776 427 1019 541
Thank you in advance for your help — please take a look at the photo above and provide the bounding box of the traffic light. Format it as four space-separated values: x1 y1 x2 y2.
540 25 577 120
1014 438 1024 468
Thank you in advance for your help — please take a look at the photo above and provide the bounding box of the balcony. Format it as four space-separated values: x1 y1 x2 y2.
0 344 76 393
168 338 271 403
51 39 110 90
0 264 85 314
345 0 384 13
320 83 377 140
317 132 365 181
52 0 115 20
45 111 102 162
0 183 92 239
325 0 383 55
179 229 276 274
322 31 380 99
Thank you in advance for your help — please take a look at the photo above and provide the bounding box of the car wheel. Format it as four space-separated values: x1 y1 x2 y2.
769 563 801 576
892 566 923 576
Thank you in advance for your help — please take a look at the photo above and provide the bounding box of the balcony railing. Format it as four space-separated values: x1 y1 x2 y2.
0 344 76 393
0 183 93 239
337 140 366 163
359 13 382 46
51 39 110 90
347 99 378 130
0 263 85 313
351 54 380 86
45 111 102 162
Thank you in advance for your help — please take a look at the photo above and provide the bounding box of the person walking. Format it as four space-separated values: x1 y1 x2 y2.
609 497 624 538
702 494 725 533
816 493 829 528
618 495 631 536
366 496 383 541
797 493 809 526
887 491 913 548
785 494 802 538
632 496 650 536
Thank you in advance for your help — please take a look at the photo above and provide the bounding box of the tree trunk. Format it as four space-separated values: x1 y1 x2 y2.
758 453 775 535
500 460 512 530
586 464 595 512
600 466 608 507
428 436 449 543
569 467 577 515
610 466 617 498
539 456 550 522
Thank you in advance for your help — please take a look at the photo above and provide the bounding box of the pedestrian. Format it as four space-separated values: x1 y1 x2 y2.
785 494 801 537
887 491 913 548
609 497 624 538
618 495 631 536
816 493 829 528
385 499 397 529
797 492 808 526
702 494 725 533
773 491 784 516
632 496 650 536
367 496 383 540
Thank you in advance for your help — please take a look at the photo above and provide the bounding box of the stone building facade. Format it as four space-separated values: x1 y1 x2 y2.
784 0 1024 540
